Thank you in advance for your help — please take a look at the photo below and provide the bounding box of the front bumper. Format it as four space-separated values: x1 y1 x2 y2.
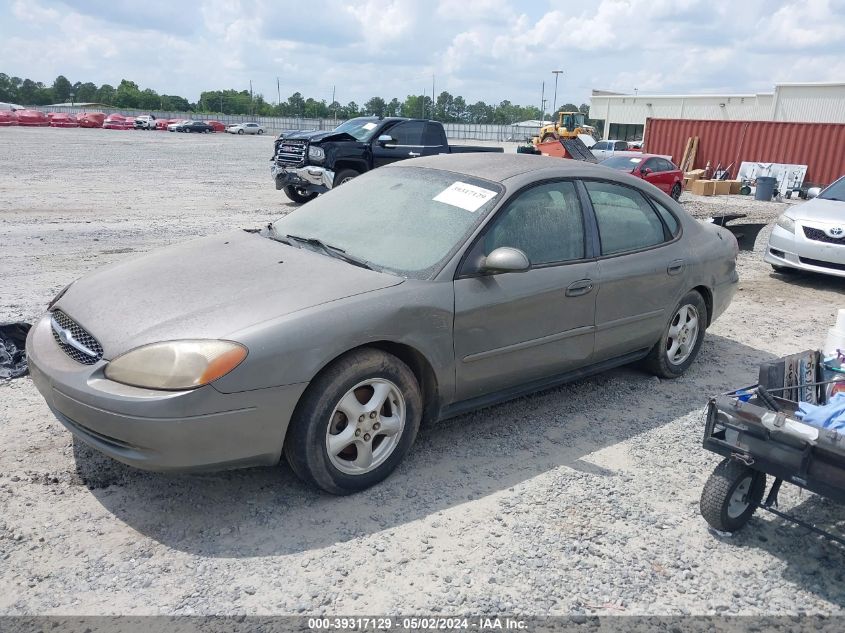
764 222 845 278
271 163 334 192
26 315 308 472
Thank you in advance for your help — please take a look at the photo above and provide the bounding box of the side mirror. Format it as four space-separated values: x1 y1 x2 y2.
807 187 821 199
377 134 395 146
481 247 530 274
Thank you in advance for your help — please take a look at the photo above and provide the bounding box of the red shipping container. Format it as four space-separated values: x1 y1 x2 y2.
644 118 845 186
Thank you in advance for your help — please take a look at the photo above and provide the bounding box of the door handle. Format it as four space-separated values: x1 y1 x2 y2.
565 279 594 297
408 151 421 157
667 259 686 276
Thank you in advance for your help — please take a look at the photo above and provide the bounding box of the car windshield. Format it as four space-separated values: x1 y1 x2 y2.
601 156 643 170
332 117 382 142
271 167 503 278
819 177 845 202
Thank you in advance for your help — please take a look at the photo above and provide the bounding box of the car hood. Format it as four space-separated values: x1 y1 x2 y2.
55 229 404 359
791 197 845 224
276 129 358 143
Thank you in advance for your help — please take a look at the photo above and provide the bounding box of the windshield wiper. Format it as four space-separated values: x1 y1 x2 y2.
285 234 375 270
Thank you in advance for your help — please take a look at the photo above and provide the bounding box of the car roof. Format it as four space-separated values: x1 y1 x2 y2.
390 153 651 186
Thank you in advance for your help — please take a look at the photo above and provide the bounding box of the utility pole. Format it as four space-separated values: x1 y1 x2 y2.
249 80 253 116
540 81 545 123
331 85 336 121
277 77 281 106
551 70 563 119
431 74 435 119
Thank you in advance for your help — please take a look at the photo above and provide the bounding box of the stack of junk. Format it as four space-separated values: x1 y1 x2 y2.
792 309 845 431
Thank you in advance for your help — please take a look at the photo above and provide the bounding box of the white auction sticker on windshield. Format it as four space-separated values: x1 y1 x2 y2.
433 181 498 212
629 157 642 163
362 122 377 130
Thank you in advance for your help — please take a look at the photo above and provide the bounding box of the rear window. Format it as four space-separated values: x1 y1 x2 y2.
651 199 681 237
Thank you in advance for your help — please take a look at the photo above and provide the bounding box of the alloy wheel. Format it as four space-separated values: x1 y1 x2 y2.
666 304 699 365
325 378 406 475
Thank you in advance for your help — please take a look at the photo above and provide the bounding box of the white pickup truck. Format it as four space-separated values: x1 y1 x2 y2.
589 139 633 161
134 115 157 130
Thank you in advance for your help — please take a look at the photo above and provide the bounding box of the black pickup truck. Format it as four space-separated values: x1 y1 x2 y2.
270 116 504 203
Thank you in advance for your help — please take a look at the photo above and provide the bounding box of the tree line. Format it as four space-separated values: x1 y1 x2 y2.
0 73 591 125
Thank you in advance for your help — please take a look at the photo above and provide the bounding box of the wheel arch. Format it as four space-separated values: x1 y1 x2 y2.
333 160 367 175
692 285 713 327
292 341 441 429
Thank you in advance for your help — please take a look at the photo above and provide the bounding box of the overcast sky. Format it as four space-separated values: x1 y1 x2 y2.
2 0 844 107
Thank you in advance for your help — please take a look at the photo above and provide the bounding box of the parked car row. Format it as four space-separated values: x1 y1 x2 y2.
0 108 260 134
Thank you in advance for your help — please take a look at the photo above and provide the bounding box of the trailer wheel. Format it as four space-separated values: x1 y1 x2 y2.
700 458 766 532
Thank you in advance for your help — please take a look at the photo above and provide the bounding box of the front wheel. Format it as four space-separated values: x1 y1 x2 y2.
643 290 708 378
238 129 244 135
333 168 359 188
283 185 318 204
671 182 682 200
700 458 766 532
284 349 422 494
257 129 263 135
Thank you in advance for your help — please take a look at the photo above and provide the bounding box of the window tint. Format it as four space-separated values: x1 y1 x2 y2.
642 158 658 172
592 141 607 151
389 121 425 145
651 198 680 237
662 158 678 171
423 123 445 146
585 181 667 255
484 181 585 265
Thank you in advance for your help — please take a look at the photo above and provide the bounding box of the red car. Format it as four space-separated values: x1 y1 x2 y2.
77 112 106 128
15 109 50 127
103 114 134 130
0 110 18 126
600 153 684 200
207 120 226 133
48 112 80 128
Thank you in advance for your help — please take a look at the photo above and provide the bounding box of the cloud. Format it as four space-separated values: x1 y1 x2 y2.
1 0 844 107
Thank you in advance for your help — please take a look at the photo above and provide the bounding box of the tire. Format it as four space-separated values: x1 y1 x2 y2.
283 185 318 204
257 129 263 135
671 183 682 200
284 348 422 494
238 129 244 135
643 290 708 379
700 458 766 532
333 168 359 188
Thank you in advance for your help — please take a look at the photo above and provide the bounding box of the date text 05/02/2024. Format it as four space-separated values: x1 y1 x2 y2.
307 617 528 630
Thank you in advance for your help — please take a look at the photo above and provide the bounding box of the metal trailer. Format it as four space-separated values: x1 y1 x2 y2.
700 382 845 545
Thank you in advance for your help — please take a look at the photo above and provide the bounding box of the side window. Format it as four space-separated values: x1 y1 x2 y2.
651 198 680 237
585 181 667 255
423 123 445 146
642 158 659 172
484 181 585 266
659 158 677 172
592 141 607 151
388 121 425 145
614 141 628 151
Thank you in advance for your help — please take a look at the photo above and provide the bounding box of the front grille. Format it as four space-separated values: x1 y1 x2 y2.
275 140 308 167
799 257 845 272
50 310 104 365
803 226 845 245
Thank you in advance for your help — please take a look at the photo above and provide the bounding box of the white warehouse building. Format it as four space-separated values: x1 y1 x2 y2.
588 82 845 141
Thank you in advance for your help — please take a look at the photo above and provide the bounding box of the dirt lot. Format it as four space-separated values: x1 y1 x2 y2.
1 126 844 616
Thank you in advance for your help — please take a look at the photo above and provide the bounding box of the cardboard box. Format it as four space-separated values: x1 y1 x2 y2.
690 179 716 196
685 169 706 181
713 180 732 196
727 179 742 195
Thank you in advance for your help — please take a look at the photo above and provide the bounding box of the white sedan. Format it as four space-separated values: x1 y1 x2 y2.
764 176 845 278
226 122 264 135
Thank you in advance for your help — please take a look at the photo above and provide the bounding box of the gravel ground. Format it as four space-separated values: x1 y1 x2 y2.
1 127 844 617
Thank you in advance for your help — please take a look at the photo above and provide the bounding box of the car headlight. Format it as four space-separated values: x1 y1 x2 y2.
105 340 247 390
308 146 325 162
775 214 795 233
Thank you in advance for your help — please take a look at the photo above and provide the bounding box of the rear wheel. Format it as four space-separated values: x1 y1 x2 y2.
284 349 422 494
700 458 766 532
643 291 707 379
238 129 244 135
671 182 682 200
257 129 264 135
283 185 318 204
